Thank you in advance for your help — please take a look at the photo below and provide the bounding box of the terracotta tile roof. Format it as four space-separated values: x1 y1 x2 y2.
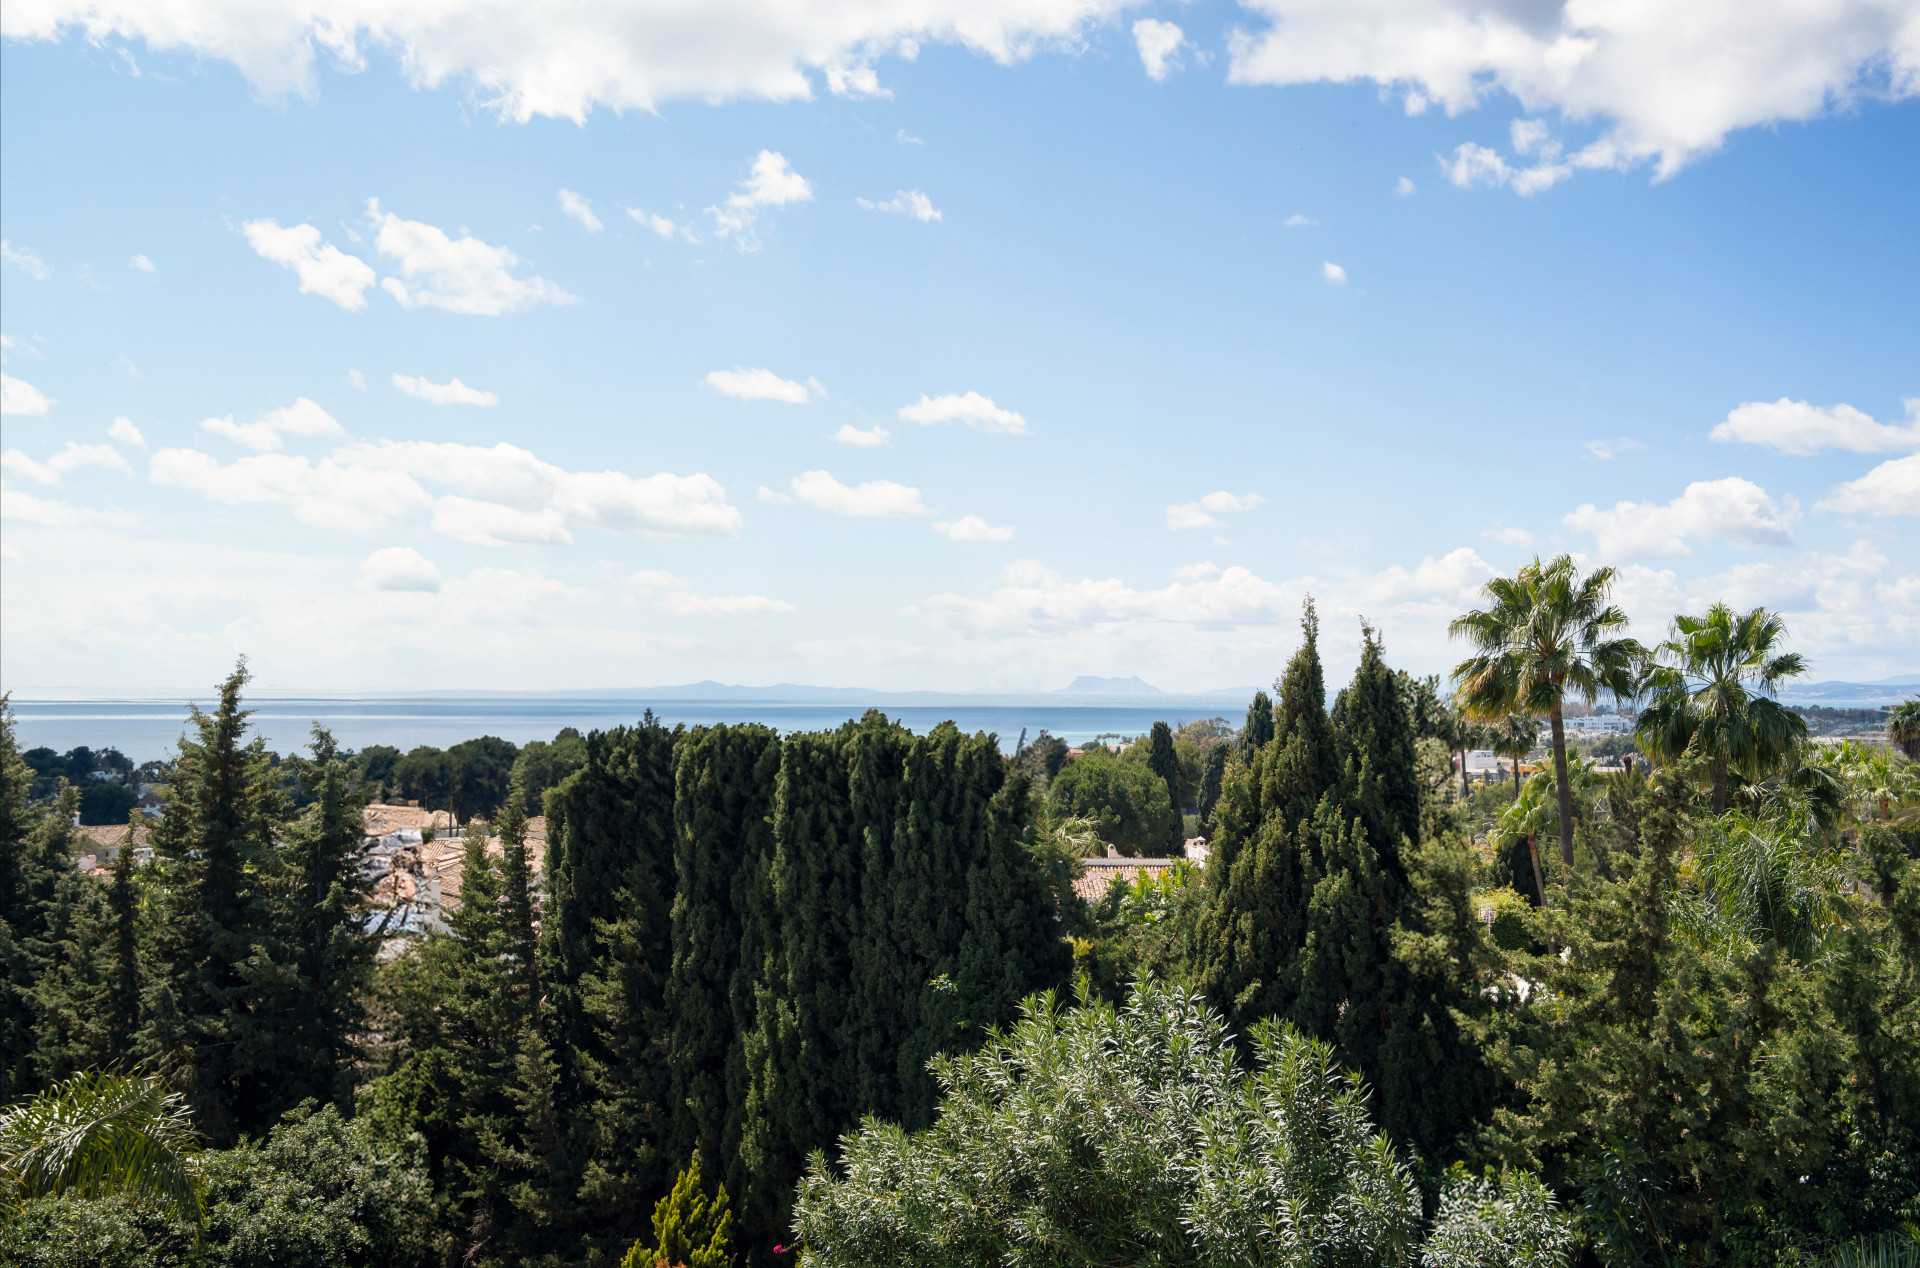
1071 856 1183 903
76 822 152 851
362 804 457 837
432 819 547 912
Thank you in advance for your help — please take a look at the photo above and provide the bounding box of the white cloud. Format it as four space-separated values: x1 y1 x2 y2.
150 447 433 531
1133 18 1187 80
1321 261 1346 284
1 443 133 485
130 253 155 272
1174 561 1221 581
108 417 146 447
708 151 812 250
756 484 793 504
1586 437 1644 459
358 545 442 592
629 570 794 616
242 219 376 310
200 397 347 452
833 424 890 447
1 374 52 415
897 129 924 145
393 373 499 405
1441 141 1571 195
790 469 928 517
1395 176 1417 196
368 198 576 315
4 1 1137 123
558 188 603 232
705 366 814 403
1227 0 1920 180
1481 521 1534 546
1284 213 1314 227
1815 453 1920 516
1711 397 1920 455
897 391 1029 434
1167 489 1265 530
1 240 51 280
340 439 744 538
856 190 942 221
347 369 367 389
627 208 693 240
0 333 39 361
431 495 574 546
1563 476 1799 558
933 515 1014 542
0 488 136 529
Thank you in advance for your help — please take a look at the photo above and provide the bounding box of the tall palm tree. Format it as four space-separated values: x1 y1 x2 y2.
1451 555 1643 868
0 1070 203 1227
1635 604 1809 815
1889 700 1920 761
1490 713 1542 797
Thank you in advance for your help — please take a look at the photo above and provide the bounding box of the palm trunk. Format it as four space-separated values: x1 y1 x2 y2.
1459 747 1470 800
1711 755 1729 816
1550 703 1575 868
1527 833 1547 905
1512 757 1521 797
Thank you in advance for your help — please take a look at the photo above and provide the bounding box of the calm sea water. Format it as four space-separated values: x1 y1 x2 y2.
5 694 1254 762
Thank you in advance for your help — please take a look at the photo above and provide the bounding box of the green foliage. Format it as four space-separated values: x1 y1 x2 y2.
1419 1167 1575 1268
1241 689 1275 754
511 727 588 814
792 979 1571 1267
0 1070 203 1227
1637 603 1811 814
1045 746 1178 856
624 1151 734 1268
1890 702 1920 762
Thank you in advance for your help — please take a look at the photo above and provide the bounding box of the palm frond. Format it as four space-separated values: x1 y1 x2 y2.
0 1070 204 1227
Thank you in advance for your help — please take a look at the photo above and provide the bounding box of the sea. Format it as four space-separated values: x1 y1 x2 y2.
4 691 1261 762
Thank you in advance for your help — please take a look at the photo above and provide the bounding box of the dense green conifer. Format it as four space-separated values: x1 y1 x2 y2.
1145 720 1181 848
105 822 141 1056
1241 690 1275 753
1196 741 1227 835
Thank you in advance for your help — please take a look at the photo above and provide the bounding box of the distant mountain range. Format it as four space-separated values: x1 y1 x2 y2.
1774 678 1920 706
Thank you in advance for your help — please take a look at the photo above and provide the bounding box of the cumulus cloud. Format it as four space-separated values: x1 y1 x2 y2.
1 443 133 485
708 151 812 250
629 569 794 616
1227 0 1920 180
4 0 1138 122
1563 476 1799 558
1167 490 1265 530
1481 521 1534 546
200 397 347 452
0 488 137 529
1132 18 1187 80
1711 397 1920 455
833 424 890 447
1321 261 1346 284
358 545 442 592
108 417 146 447
1 374 52 415
897 391 1028 434
933 515 1014 542
393 373 499 405
130 253 156 272
856 190 942 221
1284 213 1314 227
789 469 928 517
1 240 51 280
150 447 433 531
704 366 814 402
627 208 694 240
368 198 576 314
558 188 603 232
1815 453 1920 516
431 495 574 546
242 218 376 310
1442 137 1572 195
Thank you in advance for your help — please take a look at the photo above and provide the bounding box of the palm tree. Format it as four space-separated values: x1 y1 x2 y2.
1635 604 1809 815
1497 783 1552 904
0 1070 203 1227
1889 700 1920 761
1490 713 1542 798
1451 555 1642 868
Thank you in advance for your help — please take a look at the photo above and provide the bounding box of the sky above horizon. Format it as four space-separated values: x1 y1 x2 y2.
2 0 1917 695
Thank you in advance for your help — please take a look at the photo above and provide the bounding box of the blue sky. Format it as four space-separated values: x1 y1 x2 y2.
2 0 1917 693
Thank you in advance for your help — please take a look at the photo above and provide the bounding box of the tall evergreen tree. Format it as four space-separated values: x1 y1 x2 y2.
105 820 141 1056
1144 720 1182 850
1240 691 1275 754
1197 741 1227 836
21 787 117 1084
0 697 36 1102
273 726 377 1111
140 661 285 1146
1332 624 1422 879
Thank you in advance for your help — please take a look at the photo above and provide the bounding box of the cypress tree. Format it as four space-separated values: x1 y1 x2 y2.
542 718 680 1248
1145 721 1182 849
495 791 541 1019
142 661 285 1145
667 724 780 1180
0 698 35 1102
106 819 141 1055
1332 624 1421 879
1241 691 1275 754
274 725 377 1111
1197 741 1228 836
22 787 115 1084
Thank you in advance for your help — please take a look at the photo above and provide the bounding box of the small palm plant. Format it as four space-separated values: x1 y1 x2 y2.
1888 700 1920 761
1497 782 1554 904
0 1070 204 1227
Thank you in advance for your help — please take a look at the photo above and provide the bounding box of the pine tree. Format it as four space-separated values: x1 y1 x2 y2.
1145 721 1182 850
22 787 117 1083
140 662 287 1145
494 791 541 1019
624 1151 734 1268
105 819 141 1055
274 726 377 1111
1332 624 1422 880
1241 691 1275 754
1197 742 1227 835
0 696 36 1102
